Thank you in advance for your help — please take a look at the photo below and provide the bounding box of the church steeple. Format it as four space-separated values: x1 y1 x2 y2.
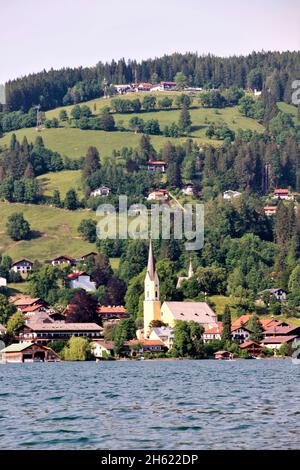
147 238 156 281
143 239 161 337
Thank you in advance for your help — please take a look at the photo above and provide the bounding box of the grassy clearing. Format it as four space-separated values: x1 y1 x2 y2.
0 91 264 159
0 202 124 268
0 201 97 262
209 295 240 316
0 127 184 159
37 170 83 198
277 101 299 123
113 106 264 138
45 92 182 119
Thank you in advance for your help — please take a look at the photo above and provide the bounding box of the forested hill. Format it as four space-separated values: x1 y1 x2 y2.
5 51 300 112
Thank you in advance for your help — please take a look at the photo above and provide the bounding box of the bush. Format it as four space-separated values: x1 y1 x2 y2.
63 337 91 361
6 212 31 241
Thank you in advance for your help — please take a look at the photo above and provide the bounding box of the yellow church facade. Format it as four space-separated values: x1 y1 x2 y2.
143 241 218 338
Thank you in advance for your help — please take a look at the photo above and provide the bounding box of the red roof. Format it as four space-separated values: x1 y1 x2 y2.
240 340 263 349
204 322 222 334
263 325 299 335
264 206 277 211
147 161 166 165
160 81 176 86
260 319 285 330
67 271 87 279
126 339 165 347
262 335 298 344
138 82 153 87
232 315 253 328
98 306 127 314
155 189 168 194
21 304 44 313
92 340 115 350
274 189 289 194
10 295 42 307
204 321 250 334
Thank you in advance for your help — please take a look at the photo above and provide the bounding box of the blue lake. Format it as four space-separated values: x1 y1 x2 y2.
0 360 299 450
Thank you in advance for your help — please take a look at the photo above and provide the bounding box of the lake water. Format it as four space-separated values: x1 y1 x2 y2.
0 360 299 450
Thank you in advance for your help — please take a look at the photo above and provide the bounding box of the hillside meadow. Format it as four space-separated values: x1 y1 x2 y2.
0 202 97 262
0 92 264 159
37 170 83 198
0 128 185 160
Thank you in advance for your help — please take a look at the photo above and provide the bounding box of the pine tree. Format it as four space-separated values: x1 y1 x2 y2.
24 163 35 179
248 315 264 342
82 146 101 179
64 189 78 210
0 164 5 183
221 305 232 343
178 105 192 133
52 190 61 207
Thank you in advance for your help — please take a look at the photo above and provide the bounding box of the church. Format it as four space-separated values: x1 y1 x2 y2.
143 240 218 338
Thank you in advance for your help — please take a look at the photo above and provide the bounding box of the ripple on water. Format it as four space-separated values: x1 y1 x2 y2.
0 360 299 450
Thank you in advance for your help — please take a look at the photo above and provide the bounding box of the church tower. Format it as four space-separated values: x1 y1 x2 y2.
143 239 161 338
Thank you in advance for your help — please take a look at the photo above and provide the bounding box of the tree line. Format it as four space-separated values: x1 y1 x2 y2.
4 51 299 111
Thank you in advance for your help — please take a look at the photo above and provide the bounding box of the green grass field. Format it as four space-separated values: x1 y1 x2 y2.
45 91 182 119
277 101 299 123
0 127 184 159
0 202 97 262
0 92 264 159
37 170 83 198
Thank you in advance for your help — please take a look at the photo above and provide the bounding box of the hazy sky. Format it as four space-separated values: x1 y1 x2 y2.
0 0 299 83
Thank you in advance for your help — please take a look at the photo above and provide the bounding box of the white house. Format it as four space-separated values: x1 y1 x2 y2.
147 189 168 201
272 189 294 201
231 325 251 344
263 206 277 217
115 84 132 94
258 288 287 302
261 336 298 350
149 327 174 349
50 255 76 266
0 277 7 287
150 81 177 92
146 161 166 173
182 185 194 196
11 259 33 274
91 340 115 358
203 322 251 344
203 322 222 343
90 187 111 197
67 271 96 292
223 190 242 200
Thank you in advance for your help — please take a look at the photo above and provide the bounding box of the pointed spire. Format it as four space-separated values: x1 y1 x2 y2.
147 239 156 280
188 258 194 278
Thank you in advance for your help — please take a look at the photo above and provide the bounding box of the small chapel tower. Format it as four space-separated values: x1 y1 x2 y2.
143 239 161 337
188 258 194 279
